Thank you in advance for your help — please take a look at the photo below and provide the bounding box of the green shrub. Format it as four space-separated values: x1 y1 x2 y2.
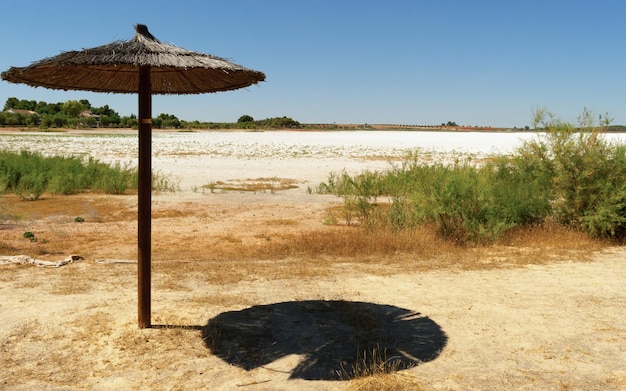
317 170 384 226
14 172 45 200
317 108 626 242
401 158 550 244
516 111 626 238
318 155 551 244
0 150 141 199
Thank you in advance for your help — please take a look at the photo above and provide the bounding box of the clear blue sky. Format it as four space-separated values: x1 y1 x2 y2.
1 0 625 127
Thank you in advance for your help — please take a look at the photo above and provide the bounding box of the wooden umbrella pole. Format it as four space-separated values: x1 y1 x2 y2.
1 24 265 331
138 66 152 328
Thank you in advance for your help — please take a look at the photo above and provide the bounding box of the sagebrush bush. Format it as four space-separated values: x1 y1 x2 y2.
318 109 626 242
318 154 551 244
516 114 626 238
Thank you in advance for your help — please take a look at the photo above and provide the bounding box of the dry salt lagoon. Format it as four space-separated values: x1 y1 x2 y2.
0 129 567 191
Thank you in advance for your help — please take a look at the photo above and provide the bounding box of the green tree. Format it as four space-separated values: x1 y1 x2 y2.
3 97 19 111
238 114 254 123
120 115 138 129
34 101 51 115
24 113 39 127
260 116 300 128
152 116 162 128
0 112 21 126
156 113 180 128
92 104 116 117
79 99 91 110
52 113 67 127
47 102 63 115
3 98 37 111
92 104 120 127
62 100 84 117
39 114 54 128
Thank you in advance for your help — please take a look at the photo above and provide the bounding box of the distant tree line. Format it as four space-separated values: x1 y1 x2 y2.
4 97 625 132
1 97 301 130
177 114 301 130
1 97 129 128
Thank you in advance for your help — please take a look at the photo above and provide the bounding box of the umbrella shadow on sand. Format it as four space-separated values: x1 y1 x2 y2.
201 300 447 381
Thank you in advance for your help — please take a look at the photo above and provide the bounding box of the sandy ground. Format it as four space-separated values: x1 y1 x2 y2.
1 129 625 390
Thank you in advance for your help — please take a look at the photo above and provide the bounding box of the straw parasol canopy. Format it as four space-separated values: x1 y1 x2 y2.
1 24 265 94
2 24 265 329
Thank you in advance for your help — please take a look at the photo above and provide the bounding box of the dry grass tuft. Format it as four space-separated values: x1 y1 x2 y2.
347 372 429 391
340 346 414 380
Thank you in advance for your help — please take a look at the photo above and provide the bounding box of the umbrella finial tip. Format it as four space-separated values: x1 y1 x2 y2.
134 24 158 42
135 24 149 34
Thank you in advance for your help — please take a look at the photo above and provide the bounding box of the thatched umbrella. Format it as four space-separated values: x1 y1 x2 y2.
2 24 265 328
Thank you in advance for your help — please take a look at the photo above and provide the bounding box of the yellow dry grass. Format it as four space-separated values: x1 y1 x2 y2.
0 192 608 288
0 192 619 391
347 372 429 391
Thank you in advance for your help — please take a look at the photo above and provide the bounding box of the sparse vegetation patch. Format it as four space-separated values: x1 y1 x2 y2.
0 150 177 200
317 109 626 244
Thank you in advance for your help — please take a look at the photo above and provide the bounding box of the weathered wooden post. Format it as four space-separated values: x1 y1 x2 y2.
138 66 152 328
